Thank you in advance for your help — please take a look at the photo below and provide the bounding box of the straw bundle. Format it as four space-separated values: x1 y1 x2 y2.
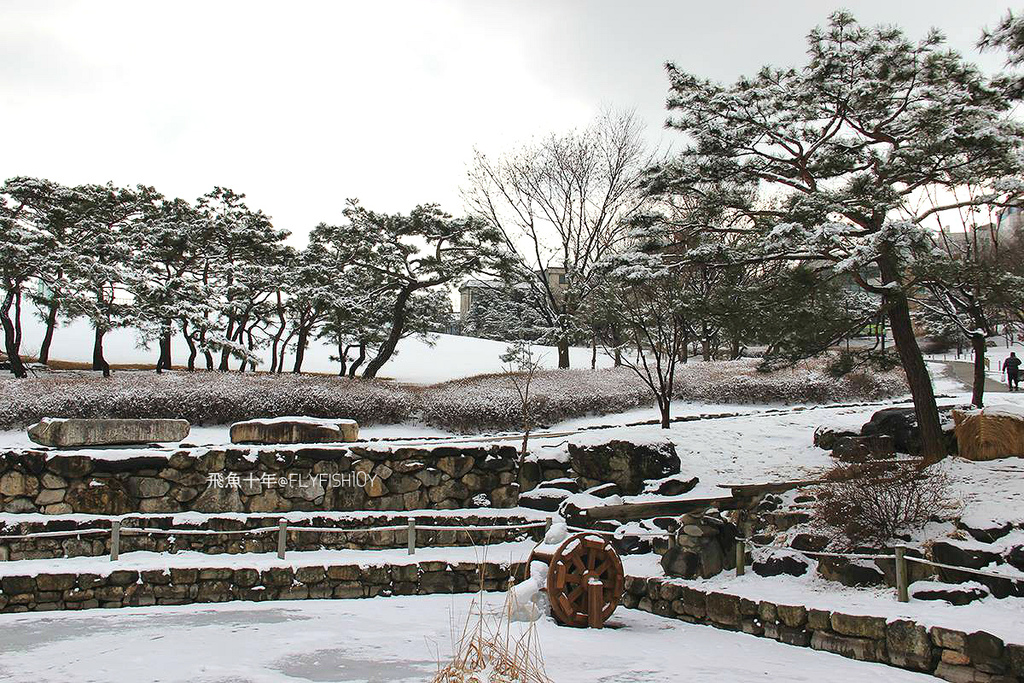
953 405 1024 461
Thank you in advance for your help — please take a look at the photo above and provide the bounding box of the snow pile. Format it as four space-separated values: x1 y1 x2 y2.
508 560 551 623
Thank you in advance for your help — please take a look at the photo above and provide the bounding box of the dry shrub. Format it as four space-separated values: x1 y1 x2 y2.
432 583 551 683
815 461 961 546
952 408 1024 461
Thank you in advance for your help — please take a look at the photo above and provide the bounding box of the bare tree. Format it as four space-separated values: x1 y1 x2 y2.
500 341 542 462
464 110 653 368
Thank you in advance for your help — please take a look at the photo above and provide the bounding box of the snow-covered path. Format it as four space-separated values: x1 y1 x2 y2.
0 593 936 683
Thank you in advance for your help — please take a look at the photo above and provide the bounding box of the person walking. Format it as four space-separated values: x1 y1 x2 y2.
1003 352 1021 391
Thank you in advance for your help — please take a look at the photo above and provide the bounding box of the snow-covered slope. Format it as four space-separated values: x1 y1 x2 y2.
12 315 610 384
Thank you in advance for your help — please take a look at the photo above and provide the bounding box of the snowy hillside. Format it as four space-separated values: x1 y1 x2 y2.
13 315 611 384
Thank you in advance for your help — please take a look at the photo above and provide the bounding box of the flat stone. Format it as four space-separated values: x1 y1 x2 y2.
229 417 358 445
887 620 934 672
830 612 887 640
28 418 190 447
0 471 39 497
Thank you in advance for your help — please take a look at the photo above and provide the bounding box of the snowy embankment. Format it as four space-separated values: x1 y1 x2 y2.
0 593 938 683
11 314 609 383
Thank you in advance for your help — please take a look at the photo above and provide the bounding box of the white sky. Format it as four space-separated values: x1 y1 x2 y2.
0 1 1015 245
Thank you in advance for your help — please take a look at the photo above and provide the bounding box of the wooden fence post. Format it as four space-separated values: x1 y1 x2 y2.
277 519 287 560
895 546 909 603
735 540 746 577
110 520 120 561
407 517 416 555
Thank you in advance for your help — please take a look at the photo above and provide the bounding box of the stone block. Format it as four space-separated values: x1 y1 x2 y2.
811 630 883 662
886 619 934 671
28 418 189 447
230 417 358 445
830 612 887 639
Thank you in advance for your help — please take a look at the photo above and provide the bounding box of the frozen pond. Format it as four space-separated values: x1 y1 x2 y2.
0 593 936 682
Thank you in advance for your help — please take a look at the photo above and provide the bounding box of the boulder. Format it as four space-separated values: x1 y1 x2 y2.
569 440 680 495
519 487 571 512
910 580 989 606
753 552 809 577
860 407 956 456
831 435 894 461
28 418 190 447
813 426 858 450
229 417 359 445
651 476 699 496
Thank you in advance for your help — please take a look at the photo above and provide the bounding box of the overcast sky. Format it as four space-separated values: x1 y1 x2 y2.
1 1 1017 243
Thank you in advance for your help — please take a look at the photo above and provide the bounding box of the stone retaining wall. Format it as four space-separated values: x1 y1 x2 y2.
623 576 1024 683
0 560 525 614
0 514 546 561
0 444 523 515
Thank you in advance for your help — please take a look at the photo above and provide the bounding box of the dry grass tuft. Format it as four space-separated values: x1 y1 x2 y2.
431 580 551 683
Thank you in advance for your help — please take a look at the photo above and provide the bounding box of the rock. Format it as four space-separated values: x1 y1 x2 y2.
817 558 886 587
64 480 133 515
652 476 699 496
912 582 989 606
932 541 1003 570
965 631 1004 671
790 533 829 552
887 620 935 672
830 612 887 640
0 471 39 498
583 482 621 498
568 440 680 495
190 484 245 513
229 417 358 445
813 426 858 450
753 552 809 577
28 418 190 447
126 476 171 499
860 407 956 456
542 477 580 493
436 455 476 479
810 631 882 662
832 435 895 461
705 592 741 627
519 487 571 512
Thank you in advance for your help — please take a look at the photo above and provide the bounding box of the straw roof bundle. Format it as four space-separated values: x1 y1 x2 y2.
953 405 1024 461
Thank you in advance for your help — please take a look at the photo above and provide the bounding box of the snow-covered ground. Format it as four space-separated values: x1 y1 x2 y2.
13 315 610 384
0 593 937 683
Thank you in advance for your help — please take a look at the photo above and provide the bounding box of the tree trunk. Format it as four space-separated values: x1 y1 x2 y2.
348 342 366 378
557 337 570 369
292 326 309 374
181 319 197 371
156 319 172 373
1 289 27 378
13 289 23 351
879 254 944 463
363 288 413 379
38 300 59 365
701 337 711 362
93 326 110 377
971 334 987 409
591 335 597 369
218 316 234 371
658 397 671 429
337 339 347 376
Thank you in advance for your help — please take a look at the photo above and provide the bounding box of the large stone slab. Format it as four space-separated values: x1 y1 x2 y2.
28 418 190 448
229 417 359 445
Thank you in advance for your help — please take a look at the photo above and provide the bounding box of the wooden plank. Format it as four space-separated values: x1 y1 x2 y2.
583 496 736 521
717 478 822 496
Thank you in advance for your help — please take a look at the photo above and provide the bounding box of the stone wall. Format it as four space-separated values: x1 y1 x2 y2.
0 513 546 561
0 444 522 515
624 576 1024 683
0 560 525 614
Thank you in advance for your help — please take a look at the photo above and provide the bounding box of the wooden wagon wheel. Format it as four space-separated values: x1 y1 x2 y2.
531 532 624 628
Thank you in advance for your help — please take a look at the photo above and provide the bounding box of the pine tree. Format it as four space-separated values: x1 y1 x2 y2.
654 11 1024 461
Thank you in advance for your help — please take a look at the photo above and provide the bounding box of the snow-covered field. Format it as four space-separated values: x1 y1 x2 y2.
13 315 609 384
0 593 937 683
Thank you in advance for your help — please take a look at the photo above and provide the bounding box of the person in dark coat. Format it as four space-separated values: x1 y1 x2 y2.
1003 352 1021 392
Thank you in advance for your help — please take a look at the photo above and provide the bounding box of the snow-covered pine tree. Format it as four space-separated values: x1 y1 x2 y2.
325 200 504 379
63 183 161 377
655 11 1024 461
